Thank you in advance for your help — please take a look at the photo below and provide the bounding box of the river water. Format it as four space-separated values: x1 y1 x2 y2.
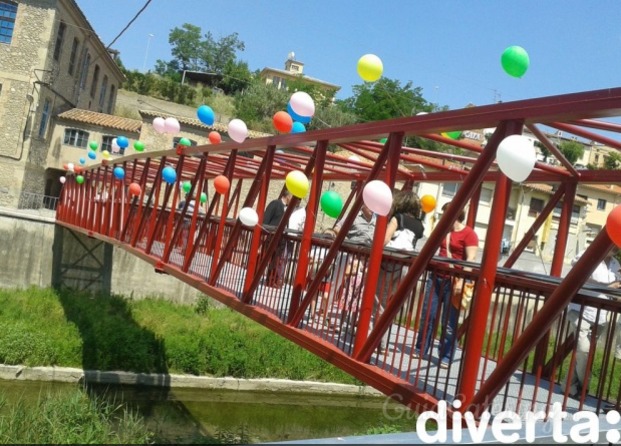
0 379 415 443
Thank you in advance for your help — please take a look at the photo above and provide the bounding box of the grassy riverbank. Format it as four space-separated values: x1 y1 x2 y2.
0 287 358 384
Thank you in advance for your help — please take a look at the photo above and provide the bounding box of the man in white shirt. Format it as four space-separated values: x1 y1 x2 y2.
566 247 621 398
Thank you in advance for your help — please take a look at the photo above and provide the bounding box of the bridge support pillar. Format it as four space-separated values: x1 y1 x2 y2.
52 225 113 295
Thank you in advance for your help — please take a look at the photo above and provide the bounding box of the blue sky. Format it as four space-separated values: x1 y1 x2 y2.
80 0 621 112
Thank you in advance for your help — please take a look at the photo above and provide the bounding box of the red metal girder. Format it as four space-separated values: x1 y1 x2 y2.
527 124 579 177
144 159 167 254
459 174 512 406
469 229 615 416
360 120 520 362
354 133 403 358
210 151 237 280
289 140 329 322
551 181 576 277
550 121 621 151
502 184 566 269
570 118 621 133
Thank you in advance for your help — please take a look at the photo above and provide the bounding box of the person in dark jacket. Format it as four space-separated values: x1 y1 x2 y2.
264 191 292 287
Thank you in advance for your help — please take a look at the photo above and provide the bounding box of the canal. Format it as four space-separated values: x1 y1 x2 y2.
0 379 416 443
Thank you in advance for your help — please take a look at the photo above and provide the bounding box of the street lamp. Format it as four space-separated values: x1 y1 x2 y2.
142 33 154 73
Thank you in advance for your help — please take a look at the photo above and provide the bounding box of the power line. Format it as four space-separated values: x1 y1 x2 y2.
106 0 154 49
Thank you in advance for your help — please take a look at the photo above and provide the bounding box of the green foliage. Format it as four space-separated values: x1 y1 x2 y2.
0 287 357 385
604 151 621 169
234 80 290 132
558 140 585 165
339 78 430 123
0 388 153 444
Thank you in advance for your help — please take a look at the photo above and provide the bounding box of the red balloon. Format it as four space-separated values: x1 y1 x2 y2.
607 206 621 247
208 131 221 144
128 182 142 197
214 175 230 195
273 111 293 133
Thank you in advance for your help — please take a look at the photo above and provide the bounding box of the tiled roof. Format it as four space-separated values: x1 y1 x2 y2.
526 183 589 205
58 109 141 133
138 110 271 139
580 183 621 195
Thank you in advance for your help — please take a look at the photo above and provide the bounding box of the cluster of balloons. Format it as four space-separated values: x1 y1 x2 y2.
153 117 181 135
496 134 537 183
501 45 530 78
270 92 317 135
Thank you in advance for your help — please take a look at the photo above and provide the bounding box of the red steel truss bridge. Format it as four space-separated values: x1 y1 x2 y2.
56 87 621 421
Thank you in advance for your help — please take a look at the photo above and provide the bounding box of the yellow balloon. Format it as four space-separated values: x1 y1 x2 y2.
357 54 383 82
102 150 111 160
285 170 309 199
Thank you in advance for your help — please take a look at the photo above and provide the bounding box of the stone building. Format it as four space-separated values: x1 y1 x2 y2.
0 0 124 207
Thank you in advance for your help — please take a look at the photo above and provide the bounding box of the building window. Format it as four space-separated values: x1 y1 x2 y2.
38 98 51 138
90 65 99 98
442 183 460 197
528 197 544 217
480 188 493 205
597 198 606 211
79 51 90 90
0 0 17 44
68 38 79 75
63 129 89 148
102 135 124 155
98 75 108 112
53 21 66 61
107 84 116 114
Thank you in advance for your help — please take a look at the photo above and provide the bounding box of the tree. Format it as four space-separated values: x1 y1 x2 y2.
219 60 252 95
558 141 585 165
203 31 245 74
604 152 621 169
534 141 550 163
168 23 205 72
339 78 430 123
234 80 290 133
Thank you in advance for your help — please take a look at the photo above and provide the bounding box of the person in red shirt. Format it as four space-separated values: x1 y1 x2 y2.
414 202 479 369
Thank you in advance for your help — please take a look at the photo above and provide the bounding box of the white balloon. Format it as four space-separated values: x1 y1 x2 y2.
362 180 393 216
164 117 181 135
153 117 166 134
289 91 315 118
348 155 361 162
59 176 66 184
228 118 248 143
496 134 537 183
111 138 120 153
67 162 75 172
238 207 259 227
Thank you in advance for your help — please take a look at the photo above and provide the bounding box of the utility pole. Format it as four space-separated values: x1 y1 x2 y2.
142 33 154 72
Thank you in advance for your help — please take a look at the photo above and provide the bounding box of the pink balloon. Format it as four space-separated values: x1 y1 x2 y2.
164 117 181 135
111 138 120 153
289 91 315 118
228 118 248 143
153 117 166 134
362 180 393 216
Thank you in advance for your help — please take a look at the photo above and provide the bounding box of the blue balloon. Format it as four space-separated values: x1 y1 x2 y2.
79 157 86 165
116 136 129 149
291 121 306 133
287 102 311 124
113 167 125 180
162 166 177 184
88 150 97 160
197 105 215 126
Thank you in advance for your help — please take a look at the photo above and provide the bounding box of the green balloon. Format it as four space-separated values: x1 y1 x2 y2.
200 192 207 203
76 175 84 185
501 45 530 78
379 138 388 144
179 137 191 147
320 191 343 218
446 131 462 140
88 141 98 150
133 140 145 152
182 181 192 194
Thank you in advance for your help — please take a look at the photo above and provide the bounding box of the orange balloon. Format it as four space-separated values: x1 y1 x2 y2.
128 182 142 196
273 111 293 133
208 131 222 144
607 206 621 247
421 194 436 214
213 175 230 195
